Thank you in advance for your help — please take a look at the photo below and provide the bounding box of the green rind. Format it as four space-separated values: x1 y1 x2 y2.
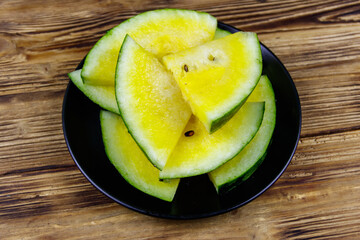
81 8 217 86
215 152 267 194
210 93 247 133
159 102 265 179
208 75 276 193
68 69 119 114
213 28 231 39
100 110 179 202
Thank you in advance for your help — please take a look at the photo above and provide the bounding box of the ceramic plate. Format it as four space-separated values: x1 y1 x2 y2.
62 22 301 219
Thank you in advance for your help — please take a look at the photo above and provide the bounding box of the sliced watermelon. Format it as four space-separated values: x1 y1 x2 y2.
159 102 265 179
68 69 118 114
81 9 217 86
162 31 262 133
209 75 276 193
100 110 179 202
115 35 192 170
213 28 231 39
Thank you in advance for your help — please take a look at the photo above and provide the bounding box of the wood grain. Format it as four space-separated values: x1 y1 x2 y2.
1 0 360 239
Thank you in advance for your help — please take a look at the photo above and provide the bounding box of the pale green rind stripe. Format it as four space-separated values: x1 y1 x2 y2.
68 69 119 114
208 75 276 192
213 28 231 39
100 110 179 202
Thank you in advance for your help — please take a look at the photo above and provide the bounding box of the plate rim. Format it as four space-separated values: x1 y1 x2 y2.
62 21 302 219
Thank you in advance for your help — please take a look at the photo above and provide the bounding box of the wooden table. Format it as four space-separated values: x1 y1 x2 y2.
1 0 360 239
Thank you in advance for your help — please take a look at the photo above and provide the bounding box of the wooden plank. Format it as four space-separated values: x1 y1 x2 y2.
1 129 360 239
0 1 359 136
0 90 70 175
1 0 360 239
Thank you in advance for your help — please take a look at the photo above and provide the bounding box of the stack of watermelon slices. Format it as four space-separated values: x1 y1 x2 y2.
68 9 276 202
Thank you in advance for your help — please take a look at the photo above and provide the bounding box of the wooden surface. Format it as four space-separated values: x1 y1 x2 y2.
1 0 360 239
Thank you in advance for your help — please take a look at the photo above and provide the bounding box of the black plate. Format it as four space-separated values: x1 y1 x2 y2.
62 22 301 219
